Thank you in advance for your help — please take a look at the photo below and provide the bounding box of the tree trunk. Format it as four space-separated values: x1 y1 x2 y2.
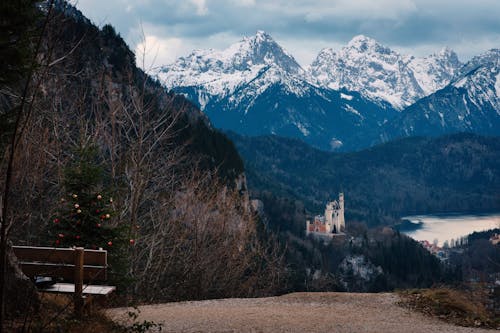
4 242 39 320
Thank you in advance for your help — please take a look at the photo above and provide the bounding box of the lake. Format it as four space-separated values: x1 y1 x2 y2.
399 213 500 246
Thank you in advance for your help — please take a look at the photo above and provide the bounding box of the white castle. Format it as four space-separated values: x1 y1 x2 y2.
306 193 345 236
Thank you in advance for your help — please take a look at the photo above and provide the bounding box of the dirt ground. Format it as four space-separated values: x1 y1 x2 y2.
107 292 497 333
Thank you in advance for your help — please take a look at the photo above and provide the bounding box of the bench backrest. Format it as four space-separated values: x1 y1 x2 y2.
13 246 108 282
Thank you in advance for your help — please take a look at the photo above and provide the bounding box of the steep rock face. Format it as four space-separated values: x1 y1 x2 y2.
159 32 396 151
339 255 383 292
385 49 500 138
407 47 462 96
308 35 462 110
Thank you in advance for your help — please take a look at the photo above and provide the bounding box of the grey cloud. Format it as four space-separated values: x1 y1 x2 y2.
75 0 500 65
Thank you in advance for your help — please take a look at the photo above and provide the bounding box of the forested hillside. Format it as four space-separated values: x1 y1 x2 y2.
228 132 500 227
225 132 499 293
0 1 285 320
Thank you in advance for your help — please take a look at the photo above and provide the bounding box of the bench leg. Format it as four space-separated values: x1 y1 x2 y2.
74 294 84 318
84 295 94 315
74 248 84 318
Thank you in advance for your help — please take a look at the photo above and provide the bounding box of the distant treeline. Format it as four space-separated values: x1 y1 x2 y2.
229 132 500 227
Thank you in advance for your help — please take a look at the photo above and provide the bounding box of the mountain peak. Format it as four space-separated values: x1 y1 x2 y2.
439 46 453 56
241 30 275 46
309 35 463 109
435 47 460 63
244 30 279 49
229 30 302 73
473 48 500 65
157 29 304 109
347 35 381 50
318 47 336 56
457 48 500 78
254 30 271 40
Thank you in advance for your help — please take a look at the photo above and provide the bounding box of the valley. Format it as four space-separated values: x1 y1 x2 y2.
228 132 500 226
1 0 499 331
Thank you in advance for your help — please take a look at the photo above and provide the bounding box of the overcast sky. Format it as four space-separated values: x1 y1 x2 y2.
73 0 500 69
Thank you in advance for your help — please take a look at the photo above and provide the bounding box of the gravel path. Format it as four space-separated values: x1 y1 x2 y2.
108 292 496 333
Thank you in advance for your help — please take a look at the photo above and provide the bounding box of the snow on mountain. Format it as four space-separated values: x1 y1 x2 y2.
384 49 500 138
158 31 397 151
452 49 500 113
157 31 498 151
158 30 305 110
159 32 463 112
408 47 461 95
308 35 462 110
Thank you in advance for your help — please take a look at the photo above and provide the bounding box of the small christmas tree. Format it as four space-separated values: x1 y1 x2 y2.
50 145 124 250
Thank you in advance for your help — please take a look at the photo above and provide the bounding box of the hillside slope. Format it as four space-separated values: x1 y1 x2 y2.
228 132 500 226
2 1 284 307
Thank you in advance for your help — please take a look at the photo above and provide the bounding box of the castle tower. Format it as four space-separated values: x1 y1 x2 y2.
324 202 334 233
305 194 346 236
338 192 345 231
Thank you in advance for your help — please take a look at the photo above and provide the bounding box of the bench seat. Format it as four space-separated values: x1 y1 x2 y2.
40 282 116 295
13 245 115 316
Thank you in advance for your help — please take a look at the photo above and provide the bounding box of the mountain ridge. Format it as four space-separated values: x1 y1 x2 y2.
160 31 463 110
158 31 499 151
385 48 500 139
158 32 399 150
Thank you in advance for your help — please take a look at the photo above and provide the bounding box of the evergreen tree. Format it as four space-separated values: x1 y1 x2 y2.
0 0 42 154
0 0 41 86
50 144 130 285
50 145 121 248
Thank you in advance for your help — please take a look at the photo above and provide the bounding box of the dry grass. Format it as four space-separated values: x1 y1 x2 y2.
4 292 123 333
399 288 499 329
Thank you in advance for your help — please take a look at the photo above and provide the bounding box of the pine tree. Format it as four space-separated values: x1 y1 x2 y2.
50 145 124 249
49 144 130 286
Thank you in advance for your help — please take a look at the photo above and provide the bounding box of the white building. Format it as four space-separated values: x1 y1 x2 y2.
306 193 345 236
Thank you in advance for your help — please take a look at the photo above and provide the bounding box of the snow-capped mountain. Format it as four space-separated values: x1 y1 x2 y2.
159 31 396 150
158 31 498 151
158 30 304 110
308 35 462 110
385 49 500 138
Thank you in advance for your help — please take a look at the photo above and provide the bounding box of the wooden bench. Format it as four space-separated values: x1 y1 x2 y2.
13 245 116 317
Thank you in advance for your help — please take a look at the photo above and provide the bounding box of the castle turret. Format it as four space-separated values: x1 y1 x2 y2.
339 192 345 231
324 202 334 233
